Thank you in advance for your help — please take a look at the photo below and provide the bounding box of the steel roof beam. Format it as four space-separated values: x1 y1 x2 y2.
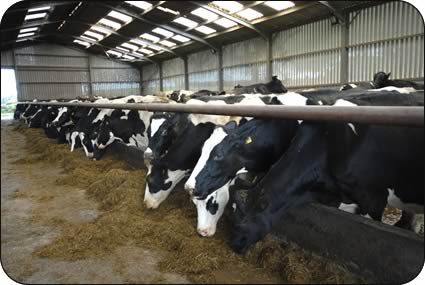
97 2 219 52
190 1 268 40
319 1 347 24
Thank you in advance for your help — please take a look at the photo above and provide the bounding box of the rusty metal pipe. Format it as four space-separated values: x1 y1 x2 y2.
19 101 424 127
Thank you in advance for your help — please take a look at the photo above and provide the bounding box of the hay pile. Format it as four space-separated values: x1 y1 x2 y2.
13 123 364 283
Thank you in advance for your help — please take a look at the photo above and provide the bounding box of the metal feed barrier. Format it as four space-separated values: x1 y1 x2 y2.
19 101 424 127
17 99 424 282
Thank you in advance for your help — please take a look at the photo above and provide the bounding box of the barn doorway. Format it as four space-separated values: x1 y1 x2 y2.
1 68 17 120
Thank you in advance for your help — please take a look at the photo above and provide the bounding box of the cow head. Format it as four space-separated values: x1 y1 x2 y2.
191 181 231 237
230 216 269 254
95 117 116 149
373 71 391 88
143 160 189 209
52 107 71 127
267 75 287 93
79 132 96 158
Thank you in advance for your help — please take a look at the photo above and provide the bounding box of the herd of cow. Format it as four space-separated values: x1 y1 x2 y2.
14 71 424 254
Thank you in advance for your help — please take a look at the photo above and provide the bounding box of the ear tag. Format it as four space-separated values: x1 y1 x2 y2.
245 136 252 144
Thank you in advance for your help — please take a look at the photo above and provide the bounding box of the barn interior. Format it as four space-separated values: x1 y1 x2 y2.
1 1 424 284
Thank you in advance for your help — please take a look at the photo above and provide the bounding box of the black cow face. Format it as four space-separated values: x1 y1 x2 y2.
146 161 172 194
96 119 114 149
230 219 267 254
194 133 245 198
373 71 391 88
52 107 71 127
268 75 287 93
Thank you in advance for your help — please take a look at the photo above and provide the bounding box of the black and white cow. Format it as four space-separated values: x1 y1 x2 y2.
372 71 424 90
233 76 287 95
230 89 424 254
143 95 274 209
14 103 28 120
167 90 194 103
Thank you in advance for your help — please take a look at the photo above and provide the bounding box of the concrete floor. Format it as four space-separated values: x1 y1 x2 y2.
1 119 189 284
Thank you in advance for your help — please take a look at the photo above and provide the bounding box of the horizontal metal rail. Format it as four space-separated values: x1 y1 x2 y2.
19 101 424 127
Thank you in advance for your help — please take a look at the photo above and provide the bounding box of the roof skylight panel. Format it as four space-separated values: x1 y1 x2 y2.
24 12 47 21
263 1 295 11
106 50 122 57
213 18 237 28
125 1 152 11
132 51 146 58
173 17 198 29
152 27 174 38
98 18 122 30
130 39 147 47
122 54 135 60
107 11 133 24
28 6 50 13
146 45 163 51
73 40 91 47
157 7 180 15
191 8 219 21
20 27 38 33
121 42 139 51
90 25 111 35
236 8 263 21
140 33 160 43
17 32 35 38
83 30 105 41
159 40 176 47
116 46 130 52
172 35 190 43
138 48 154 54
80 35 97 42
212 1 244 13
195 25 216 35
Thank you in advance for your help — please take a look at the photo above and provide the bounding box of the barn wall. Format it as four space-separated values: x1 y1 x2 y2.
139 1 423 93
0 44 140 101
347 1 424 82
222 37 268 90
141 64 161 95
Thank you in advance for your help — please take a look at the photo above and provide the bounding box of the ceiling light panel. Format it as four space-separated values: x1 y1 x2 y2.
159 40 176 47
83 30 104 40
152 27 174 38
122 55 135 60
107 11 133 24
130 39 147 47
24 12 47 21
121 42 139 51
147 45 162 51
132 51 146 57
264 1 295 11
212 1 244 13
73 40 91 47
20 27 38 33
213 17 237 28
80 35 97 42
140 33 160 42
125 1 152 10
191 8 219 21
172 35 190 43
237 8 263 21
116 46 130 52
17 32 35 38
98 18 122 30
173 17 198 28
195 25 216 35
28 6 50 13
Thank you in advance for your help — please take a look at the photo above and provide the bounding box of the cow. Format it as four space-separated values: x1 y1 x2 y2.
339 82 376 91
233 76 287 95
143 95 273 209
166 90 194 103
230 89 424 254
14 103 28 120
190 90 226 99
372 71 424 90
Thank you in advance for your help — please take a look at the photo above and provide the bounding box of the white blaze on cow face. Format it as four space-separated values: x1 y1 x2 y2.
52 107 68 124
150 118 166 137
184 127 228 193
387 188 423 213
144 168 189 209
193 182 231 237
70 131 80 152
79 133 94 158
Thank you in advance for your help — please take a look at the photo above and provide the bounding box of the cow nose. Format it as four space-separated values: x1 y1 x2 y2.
184 184 194 194
144 199 157 209
197 228 215 237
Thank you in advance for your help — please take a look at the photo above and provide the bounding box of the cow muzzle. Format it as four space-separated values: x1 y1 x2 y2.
197 227 216 237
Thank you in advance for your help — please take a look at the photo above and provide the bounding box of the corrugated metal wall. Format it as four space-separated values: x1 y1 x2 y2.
348 1 424 82
1 50 14 67
222 37 268 90
162 57 185 91
0 44 140 101
141 64 160 95
272 18 342 87
188 49 219 91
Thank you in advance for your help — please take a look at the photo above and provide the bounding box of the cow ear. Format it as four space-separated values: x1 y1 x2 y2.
386 72 391 79
272 75 278 81
224 121 237 132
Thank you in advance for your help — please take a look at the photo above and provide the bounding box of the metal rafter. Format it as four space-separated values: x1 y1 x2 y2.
190 1 268 39
96 2 219 52
319 1 347 24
